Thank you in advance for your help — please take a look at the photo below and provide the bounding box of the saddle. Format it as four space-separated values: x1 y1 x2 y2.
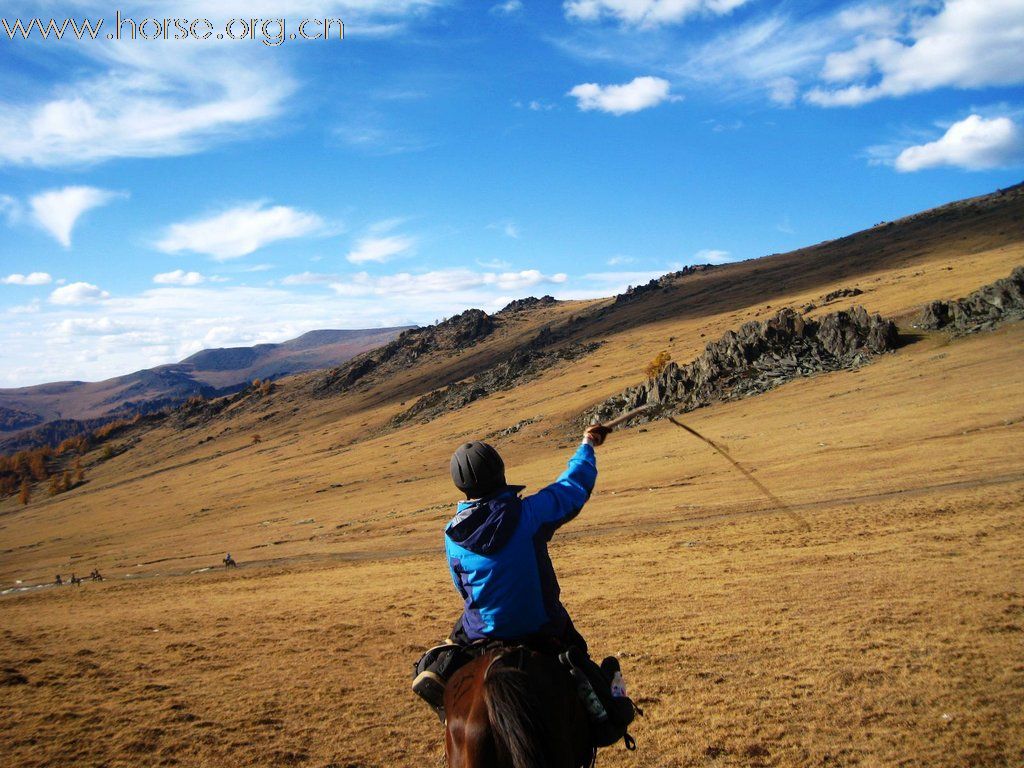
413 639 639 750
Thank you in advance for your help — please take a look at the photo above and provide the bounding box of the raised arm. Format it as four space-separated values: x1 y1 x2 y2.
522 426 609 536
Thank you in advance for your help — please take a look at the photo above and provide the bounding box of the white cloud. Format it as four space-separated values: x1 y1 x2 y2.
29 186 122 247
694 248 733 264
7 300 41 315
49 282 110 305
492 0 523 14
2 261 700 386
0 45 294 168
667 14 842 103
565 2 1024 109
607 256 636 265
807 0 1024 107
767 76 799 106
893 114 1024 172
2 272 53 286
565 0 754 27
330 268 568 297
569 76 680 115
346 234 417 264
281 271 338 285
0 1 449 167
0 194 21 223
153 270 207 286
156 202 324 260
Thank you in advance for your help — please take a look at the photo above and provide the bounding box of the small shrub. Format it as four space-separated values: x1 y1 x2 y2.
251 434 262 445
645 350 672 379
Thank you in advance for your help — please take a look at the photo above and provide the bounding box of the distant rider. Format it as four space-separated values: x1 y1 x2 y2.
412 426 635 744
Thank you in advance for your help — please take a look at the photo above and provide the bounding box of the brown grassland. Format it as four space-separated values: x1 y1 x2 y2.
2 187 1023 767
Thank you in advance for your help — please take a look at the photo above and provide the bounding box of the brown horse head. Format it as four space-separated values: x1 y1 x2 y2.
444 647 594 768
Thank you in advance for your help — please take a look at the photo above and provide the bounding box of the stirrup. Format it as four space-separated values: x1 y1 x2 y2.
412 670 447 723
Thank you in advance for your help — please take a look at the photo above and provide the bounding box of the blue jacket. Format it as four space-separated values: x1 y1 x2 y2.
445 443 597 641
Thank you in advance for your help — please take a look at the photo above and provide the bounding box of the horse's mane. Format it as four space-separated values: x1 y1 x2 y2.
484 658 554 768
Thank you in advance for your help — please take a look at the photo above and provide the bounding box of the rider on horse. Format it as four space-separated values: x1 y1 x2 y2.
414 426 636 746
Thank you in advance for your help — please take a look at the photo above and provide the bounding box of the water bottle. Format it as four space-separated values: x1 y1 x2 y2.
610 670 627 699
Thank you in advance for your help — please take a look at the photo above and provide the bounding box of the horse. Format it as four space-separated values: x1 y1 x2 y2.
444 646 595 768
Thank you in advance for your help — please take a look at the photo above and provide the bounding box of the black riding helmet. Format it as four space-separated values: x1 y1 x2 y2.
450 441 506 499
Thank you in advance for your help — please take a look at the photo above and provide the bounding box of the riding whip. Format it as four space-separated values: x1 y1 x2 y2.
665 415 811 531
596 404 811 531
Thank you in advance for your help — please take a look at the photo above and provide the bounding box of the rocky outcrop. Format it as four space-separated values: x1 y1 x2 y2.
588 306 898 425
823 287 863 303
391 343 601 427
315 309 495 393
499 296 558 314
915 266 1024 335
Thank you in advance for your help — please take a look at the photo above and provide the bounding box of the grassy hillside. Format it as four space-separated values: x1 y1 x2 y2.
0 326 410 451
1 185 1022 768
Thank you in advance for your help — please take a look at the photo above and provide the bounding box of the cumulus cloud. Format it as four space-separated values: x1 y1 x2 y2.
565 0 753 27
156 202 324 260
2 272 53 286
807 0 1024 107
346 234 417 264
893 114 1024 172
569 76 680 115
29 186 122 247
49 282 110 305
153 270 207 286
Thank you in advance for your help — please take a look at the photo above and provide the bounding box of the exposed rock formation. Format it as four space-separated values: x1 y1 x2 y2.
915 266 1024 335
391 342 601 427
822 287 863 303
589 306 898 425
499 296 558 314
315 309 495 393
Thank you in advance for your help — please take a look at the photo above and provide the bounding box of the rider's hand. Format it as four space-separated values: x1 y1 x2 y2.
584 425 611 447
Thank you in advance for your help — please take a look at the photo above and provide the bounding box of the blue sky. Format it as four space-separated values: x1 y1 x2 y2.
1 0 1023 387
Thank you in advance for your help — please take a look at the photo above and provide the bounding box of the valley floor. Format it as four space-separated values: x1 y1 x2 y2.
2 477 1022 768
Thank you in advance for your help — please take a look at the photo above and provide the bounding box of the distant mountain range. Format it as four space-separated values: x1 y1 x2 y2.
0 326 411 450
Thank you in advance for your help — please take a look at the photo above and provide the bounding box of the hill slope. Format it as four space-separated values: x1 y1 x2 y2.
0 184 1022 768
0 326 410 449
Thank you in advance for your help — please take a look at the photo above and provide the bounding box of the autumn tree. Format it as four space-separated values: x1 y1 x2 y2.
48 474 63 497
645 350 672 379
72 458 85 485
19 479 31 506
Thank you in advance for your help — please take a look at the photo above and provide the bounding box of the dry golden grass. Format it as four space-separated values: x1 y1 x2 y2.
1 190 1023 767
